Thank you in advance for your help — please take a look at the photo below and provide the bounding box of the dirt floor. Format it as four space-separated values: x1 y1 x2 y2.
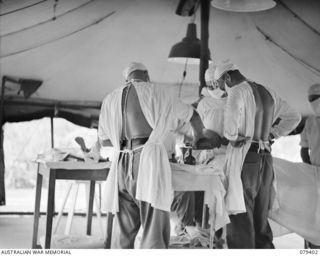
0 214 304 249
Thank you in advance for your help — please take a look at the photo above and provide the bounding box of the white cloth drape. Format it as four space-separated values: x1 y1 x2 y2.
99 87 123 213
99 82 193 213
269 157 320 245
223 82 256 214
173 156 320 244
171 162 230 231
134 82 193 211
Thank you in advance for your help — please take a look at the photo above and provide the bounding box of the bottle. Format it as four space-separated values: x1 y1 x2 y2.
184 148 196 165
170 153 177 163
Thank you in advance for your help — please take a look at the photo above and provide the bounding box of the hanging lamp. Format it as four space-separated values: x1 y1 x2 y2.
168 23 211 65
211 0 276 12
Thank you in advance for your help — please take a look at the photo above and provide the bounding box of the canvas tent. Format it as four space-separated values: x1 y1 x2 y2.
0 0 319 205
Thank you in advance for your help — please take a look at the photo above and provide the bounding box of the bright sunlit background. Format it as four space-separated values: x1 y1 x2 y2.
0 118 302 213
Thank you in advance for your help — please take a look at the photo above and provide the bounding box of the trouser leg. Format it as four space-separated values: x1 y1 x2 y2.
111 152 141 248
227 207 255 248
309 243 320 248
139 200 171 249
305 240 320 248
111 192 141 248
254 153 274 249
171 191 195 233
112 149 170 249
215 228 223 239
226 152 260 248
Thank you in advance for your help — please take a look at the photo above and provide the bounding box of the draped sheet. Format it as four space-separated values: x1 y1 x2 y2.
269 157 320 245
175 156 320 244
171 161 230 231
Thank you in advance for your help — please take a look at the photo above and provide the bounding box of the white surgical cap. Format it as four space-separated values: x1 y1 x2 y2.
205 65 216 82
123 62 147 80
308 83 320 96
213 59 237 81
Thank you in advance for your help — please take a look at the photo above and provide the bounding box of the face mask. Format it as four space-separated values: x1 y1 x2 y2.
310 97 320 116
201 87 210 97
224 81 231 94
208 87 225 99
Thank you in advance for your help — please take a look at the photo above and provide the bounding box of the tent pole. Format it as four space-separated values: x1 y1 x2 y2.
0 129 5 206
0 77 6 205
199 0 210 96
50 117 54 148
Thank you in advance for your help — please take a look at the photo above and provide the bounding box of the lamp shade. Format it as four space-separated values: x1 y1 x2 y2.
211 0 276 12
168 23 211 65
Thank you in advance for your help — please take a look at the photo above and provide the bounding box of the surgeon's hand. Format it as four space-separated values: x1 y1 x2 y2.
193 129 222 149
202 128 217 139
221 137 229 146
230 135 251 148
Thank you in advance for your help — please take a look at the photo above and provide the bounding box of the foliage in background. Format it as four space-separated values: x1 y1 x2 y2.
4 118 97 189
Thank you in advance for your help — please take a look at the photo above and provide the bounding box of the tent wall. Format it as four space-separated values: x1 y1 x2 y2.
0 0 319 117
0 0 319 206
0 128 5 206
3 96 101 128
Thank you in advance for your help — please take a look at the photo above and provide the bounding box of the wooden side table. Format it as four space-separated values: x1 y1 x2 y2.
32 160 110 249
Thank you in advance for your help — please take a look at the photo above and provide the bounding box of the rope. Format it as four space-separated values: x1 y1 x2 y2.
0 11 116 59
0 0 48 16
255 25 320 76
277 0 320 37
1 0 97 38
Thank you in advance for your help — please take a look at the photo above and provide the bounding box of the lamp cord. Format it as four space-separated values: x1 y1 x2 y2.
178 59 188 98
53 0 59 20
179 0 199 98
190 0 200 23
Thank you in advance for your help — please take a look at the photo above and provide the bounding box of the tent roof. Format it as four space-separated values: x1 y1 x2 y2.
0 0 319 127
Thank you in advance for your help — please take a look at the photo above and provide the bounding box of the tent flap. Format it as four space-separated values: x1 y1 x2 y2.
3 96 101 128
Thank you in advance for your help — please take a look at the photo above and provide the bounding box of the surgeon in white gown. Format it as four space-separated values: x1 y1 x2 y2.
194 64 319 247
299 83 320 248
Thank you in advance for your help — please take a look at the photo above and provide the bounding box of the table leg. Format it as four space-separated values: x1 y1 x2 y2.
32 164 43 249
93 191 105 239
104 213 114 249
86 180 95 235
44 169 56 249
202 203 209 229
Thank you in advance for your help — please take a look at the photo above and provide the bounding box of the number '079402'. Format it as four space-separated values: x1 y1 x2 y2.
299 250 319 254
